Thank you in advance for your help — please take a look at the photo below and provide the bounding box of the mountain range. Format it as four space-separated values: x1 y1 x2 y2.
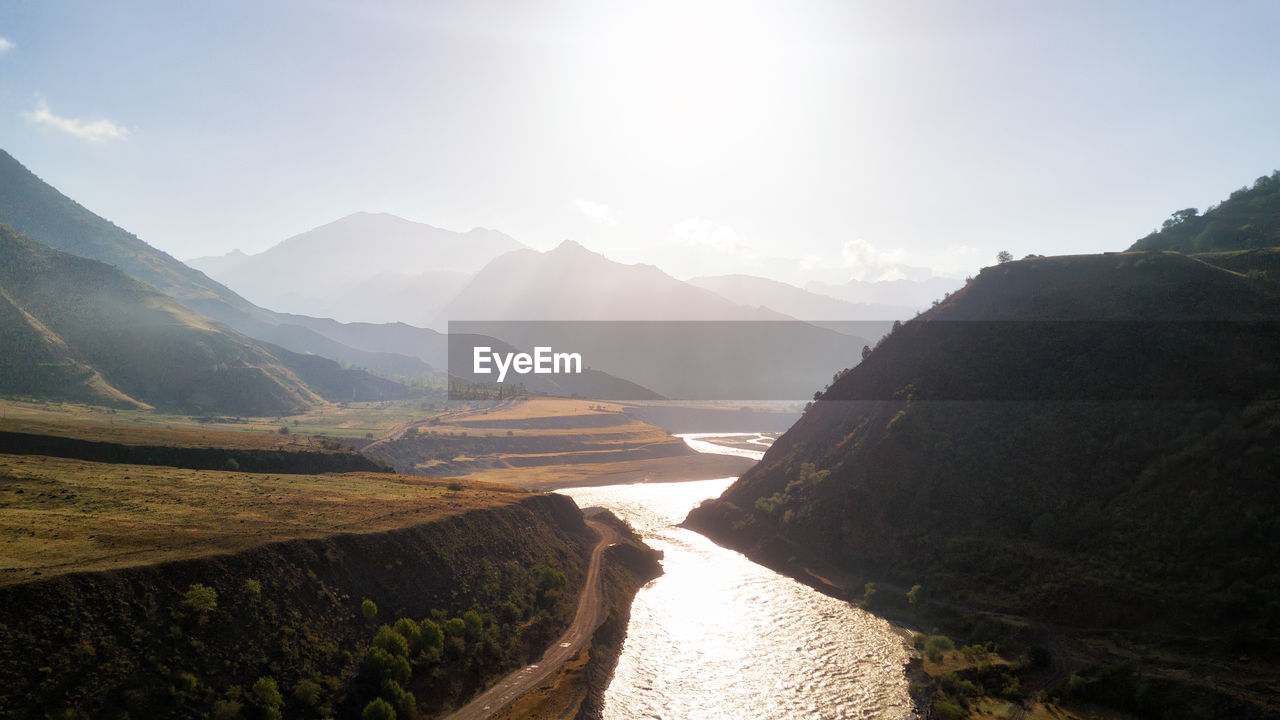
188 213 520 325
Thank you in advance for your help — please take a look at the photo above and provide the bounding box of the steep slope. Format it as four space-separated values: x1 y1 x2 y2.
0 150 436 381
0 285 146 409
189 212 514 323
688 253 1280 653
1131 170 1280 253
436 240 790 321
0 225 321 415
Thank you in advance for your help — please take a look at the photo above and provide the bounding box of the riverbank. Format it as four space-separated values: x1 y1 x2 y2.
487 511 663 720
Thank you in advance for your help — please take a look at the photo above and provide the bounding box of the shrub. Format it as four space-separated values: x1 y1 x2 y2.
362 697 397 720
924 634 955 663
361 598 378 620
182 584 218 615
373 625 409 657
293 678 323 707
242 578 262 600
934 699 967 720
249 677 283 720
278 425 290 435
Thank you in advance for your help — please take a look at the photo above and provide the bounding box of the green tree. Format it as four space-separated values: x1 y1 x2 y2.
249 677 283 720
365 646 411 686
182 583 218 615
907 584 923 605
373 625 409 657
361 598 378 620
362 697 397 720
861 582 878 608
996 250 1013 264
293 678 323 708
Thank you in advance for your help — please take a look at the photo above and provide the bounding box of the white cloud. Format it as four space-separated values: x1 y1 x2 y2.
25 100 130 142
670 217 743 253
0 37 14 54
840 238 910 282
572 198 617 225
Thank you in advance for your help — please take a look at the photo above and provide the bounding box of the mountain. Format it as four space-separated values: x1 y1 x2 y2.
184 248 251 277
189 212 520 323
687 274 914 321
1130 170 1280 253
437 240 789 322
686 252 1280 714
0 149 439 380
805 274 964 313
0 224 321 415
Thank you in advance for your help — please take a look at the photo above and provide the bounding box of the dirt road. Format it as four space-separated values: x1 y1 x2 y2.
445 516 620 720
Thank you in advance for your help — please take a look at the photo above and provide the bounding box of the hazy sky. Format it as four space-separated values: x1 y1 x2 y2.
2 1 1278 286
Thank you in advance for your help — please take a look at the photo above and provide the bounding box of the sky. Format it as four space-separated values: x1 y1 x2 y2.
2 1 1279 287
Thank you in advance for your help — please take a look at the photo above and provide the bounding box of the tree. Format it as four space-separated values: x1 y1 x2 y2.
907 584 923 605
861 345 872 361
362 598 378 620
249 677 283 720
362 697 397 720
182 584 218 615
996 250 1013 264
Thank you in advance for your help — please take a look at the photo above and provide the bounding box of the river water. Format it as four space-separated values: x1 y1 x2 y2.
559 433 917 720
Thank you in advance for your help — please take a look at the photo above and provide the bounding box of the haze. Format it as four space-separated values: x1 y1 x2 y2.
1 0 1278 286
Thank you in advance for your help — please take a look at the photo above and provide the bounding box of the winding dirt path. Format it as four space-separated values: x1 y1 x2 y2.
445 516 620 720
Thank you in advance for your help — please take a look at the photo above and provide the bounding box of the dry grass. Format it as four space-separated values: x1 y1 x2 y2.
0 453 526 585
0 415 347 452
461 453 754 490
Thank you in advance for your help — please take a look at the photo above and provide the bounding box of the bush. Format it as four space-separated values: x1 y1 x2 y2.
362 697 397 720
249 677 283 720
362 598 378 620
924 634 955 663
373 625 409 657
278 425 290 435
934 699 967 720
182 584 218 615
242 578 262 600
293 678 323 707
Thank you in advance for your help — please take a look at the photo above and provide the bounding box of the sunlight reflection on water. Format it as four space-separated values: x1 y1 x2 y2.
559 434 916 720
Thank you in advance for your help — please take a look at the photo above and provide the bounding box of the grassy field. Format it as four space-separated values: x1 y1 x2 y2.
0 396 446 441
366 397 757 489
0 452 525 585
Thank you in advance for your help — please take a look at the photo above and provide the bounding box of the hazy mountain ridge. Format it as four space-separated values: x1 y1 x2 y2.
189 212 519 325
687 273 915 321
438 240 791 322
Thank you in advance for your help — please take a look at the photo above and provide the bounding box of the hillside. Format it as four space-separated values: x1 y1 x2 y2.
1130 170 1280 253
0 149 438 381
0 225 414 413
0 470 596 719
0 225 321 415
686 252 1280 716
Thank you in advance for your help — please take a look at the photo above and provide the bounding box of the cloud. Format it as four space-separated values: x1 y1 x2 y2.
25 100 130 142
840 238 910 282
572 198 617 225
0 37 14 54
670 217 744 253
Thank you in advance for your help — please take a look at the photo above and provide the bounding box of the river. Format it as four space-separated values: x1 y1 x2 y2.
559 432 917 720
